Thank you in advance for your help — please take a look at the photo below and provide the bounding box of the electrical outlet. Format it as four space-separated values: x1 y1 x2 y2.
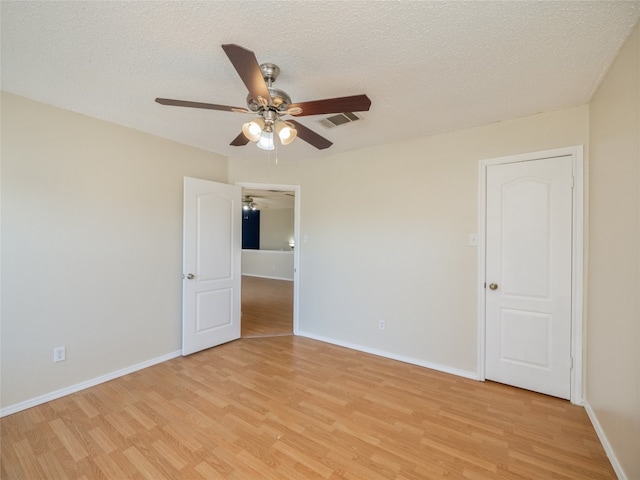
53 346 66 363
379 320 385 330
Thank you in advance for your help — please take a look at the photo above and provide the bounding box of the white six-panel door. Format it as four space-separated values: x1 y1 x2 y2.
182 177 241 356
485 156 573 399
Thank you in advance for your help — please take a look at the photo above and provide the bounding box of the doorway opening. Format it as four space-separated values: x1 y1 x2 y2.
241 276 293 337
237 183 300 338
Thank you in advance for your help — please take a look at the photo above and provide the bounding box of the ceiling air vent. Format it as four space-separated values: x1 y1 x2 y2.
319 112 362 128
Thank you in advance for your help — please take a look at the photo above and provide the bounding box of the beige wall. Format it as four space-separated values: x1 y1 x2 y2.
229 105 589 374
260 208 294 251
241 250 294 280
587 22 640 480
1 92 228 408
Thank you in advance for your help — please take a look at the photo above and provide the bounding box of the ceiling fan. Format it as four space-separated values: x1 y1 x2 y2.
155 44 372 151
242 196 258 210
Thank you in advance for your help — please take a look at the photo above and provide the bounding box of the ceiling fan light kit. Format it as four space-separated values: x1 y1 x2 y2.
275 121 297 145
256 130 275 151
155 44 371 151
241 117 264 142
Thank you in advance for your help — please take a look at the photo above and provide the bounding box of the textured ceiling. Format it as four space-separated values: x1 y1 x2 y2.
2 1 639 161
243 189 295 210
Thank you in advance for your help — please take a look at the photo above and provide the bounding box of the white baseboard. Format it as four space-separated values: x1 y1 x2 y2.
584 400 626 479
298 331 479 381
242 273 294 281
0 350 182 418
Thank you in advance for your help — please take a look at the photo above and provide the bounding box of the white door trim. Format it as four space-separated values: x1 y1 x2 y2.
235 182 301 335
477 146 584 404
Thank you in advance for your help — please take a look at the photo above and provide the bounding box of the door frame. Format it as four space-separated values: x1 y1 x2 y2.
476 146 584 404
236 182 301 335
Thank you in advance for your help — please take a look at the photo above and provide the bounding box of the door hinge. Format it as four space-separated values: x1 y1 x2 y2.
570 357 574 369
571 175 575 189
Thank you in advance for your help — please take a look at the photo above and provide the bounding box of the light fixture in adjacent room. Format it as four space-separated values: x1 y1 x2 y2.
242 197 258 211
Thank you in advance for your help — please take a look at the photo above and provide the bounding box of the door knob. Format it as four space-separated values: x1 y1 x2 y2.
489 283 498 290
186 273 195 280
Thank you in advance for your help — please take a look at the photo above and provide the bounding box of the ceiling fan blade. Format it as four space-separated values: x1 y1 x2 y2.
287 94 371 117
230 132 250 146
288 120 333 150
222 44 272 107
155 98 249 113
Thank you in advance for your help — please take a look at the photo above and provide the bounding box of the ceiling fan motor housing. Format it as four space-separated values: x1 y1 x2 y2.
246 63 292 114
246 87 292 112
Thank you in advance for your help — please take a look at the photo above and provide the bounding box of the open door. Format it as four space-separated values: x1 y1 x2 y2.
182 177 241 355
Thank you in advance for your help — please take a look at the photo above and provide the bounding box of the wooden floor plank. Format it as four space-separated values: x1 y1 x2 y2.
1 336 615 479
241 275 293 337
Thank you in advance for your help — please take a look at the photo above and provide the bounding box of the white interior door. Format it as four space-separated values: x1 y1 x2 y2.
182 177 241 356
485 156 573 399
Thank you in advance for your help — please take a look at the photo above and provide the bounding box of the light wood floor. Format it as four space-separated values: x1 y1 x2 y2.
1 336 614 479
241 275 293 338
